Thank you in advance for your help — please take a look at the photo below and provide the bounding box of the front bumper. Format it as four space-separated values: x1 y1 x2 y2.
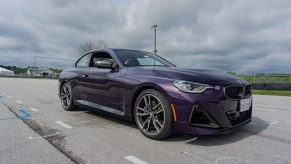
165 84 252 135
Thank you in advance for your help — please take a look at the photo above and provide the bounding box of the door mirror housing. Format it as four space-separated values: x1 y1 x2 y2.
94 59 115 69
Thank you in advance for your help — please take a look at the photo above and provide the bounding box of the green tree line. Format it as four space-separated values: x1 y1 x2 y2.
0 65 63 74
0 65 27 74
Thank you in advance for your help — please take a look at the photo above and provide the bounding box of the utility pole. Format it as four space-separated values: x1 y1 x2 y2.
151 24 157 55
33 56 36 77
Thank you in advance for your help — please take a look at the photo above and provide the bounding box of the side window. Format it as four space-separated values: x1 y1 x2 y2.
89 52 114 67
76 53 92 67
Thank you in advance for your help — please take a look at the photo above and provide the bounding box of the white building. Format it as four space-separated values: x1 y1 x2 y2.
0 67 14 76
27 67 54 77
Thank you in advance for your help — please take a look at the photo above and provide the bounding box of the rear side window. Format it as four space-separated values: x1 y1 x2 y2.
76 53 92 67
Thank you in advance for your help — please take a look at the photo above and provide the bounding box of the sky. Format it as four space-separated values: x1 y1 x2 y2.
1 0 291 74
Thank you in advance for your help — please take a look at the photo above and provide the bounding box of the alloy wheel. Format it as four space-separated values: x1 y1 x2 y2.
61 84 71 108
135 94 165 135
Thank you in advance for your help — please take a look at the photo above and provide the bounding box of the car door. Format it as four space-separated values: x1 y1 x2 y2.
73 52 93 101
78 51 122 115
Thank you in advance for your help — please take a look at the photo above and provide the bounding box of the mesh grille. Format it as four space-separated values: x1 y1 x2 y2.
225 85 251 99
226 109 252 126
245 85 251 96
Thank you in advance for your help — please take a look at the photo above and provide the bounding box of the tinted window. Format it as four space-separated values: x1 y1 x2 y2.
137 57 163 66
76 53 92 67
115 50 175 67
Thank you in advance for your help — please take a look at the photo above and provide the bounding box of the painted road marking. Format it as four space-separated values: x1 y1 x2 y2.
8 96 12 98
270 120 279 126
1 92 5 94
16 100 23 104
215 157 243 164
183 152 212 164
124 156 148 164
254 107 278 112
55 121 73 129
29 132 60 140
30 108 39 112
0 109 31 120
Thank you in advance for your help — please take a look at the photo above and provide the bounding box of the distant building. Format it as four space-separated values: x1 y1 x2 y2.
0 67 14 76
27 67 54 77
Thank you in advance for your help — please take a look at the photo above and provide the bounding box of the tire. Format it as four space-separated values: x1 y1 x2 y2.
60 83 77 111
134 89 174 140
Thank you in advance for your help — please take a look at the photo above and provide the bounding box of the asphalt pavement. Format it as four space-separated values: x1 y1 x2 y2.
0 78 290 164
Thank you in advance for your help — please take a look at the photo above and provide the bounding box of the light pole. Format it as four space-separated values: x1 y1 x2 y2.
33 56 36 77
151 24 157 55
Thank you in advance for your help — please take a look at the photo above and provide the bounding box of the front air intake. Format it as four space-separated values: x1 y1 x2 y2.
226 109 252 126
189 104 220 128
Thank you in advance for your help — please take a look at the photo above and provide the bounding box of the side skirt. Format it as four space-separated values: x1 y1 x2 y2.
75 100 124 116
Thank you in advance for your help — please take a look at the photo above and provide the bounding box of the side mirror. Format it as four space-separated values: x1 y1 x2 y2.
94 59 115 69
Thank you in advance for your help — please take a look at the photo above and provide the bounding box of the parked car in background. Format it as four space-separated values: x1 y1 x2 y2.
58 48 252 140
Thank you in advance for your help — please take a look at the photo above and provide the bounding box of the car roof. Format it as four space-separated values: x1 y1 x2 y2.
86 48 151 54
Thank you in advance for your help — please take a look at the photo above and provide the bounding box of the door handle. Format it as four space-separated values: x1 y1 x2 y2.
82 75 89 78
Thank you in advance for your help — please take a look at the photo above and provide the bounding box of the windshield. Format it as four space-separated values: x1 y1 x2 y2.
114 49 175 67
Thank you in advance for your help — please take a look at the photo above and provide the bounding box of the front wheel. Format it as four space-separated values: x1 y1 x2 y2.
134 89 174 140
60 83 77 111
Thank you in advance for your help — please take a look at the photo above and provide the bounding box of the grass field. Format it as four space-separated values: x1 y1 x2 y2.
253 90 291 96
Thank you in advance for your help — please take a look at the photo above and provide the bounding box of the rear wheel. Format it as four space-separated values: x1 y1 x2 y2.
60 83 77 111
134 89 174 140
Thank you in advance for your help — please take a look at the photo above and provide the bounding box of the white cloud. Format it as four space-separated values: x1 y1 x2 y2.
0 0 291 73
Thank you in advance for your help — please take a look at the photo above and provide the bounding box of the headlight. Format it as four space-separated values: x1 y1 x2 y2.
173 80 214 93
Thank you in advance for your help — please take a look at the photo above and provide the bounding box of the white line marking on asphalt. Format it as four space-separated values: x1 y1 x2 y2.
30 108 39 112
29 132 61 140
254 107 278 112
1 92 5 94
8 96 12 98
183 152 212 164
55 121 73 129
124 156 148 164
215 157 242 164
16 100 23 104
270 120 279 126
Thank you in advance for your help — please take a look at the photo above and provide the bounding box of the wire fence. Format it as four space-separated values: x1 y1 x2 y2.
238 75 291 83
0 73 58 79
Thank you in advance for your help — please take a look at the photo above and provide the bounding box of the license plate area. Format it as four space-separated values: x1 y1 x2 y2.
240 97 250 112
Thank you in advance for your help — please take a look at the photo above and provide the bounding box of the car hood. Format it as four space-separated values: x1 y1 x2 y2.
126 67 246 85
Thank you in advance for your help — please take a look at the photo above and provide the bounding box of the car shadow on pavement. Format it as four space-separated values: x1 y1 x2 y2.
81 108 137 128
165 116 270 145
74 108 270 145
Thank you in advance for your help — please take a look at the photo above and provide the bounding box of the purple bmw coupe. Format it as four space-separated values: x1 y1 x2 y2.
58 48 252 140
